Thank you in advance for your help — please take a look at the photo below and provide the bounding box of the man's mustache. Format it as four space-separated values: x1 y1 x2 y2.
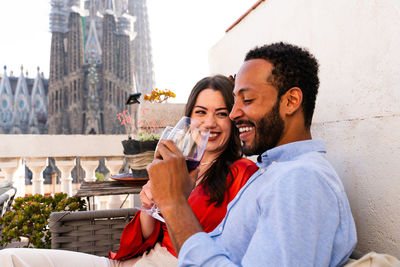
234 120 255 127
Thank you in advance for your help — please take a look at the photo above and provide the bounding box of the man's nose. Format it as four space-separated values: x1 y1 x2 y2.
229 102 242 121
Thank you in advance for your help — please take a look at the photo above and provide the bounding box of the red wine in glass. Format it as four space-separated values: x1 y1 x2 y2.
141 117 208 223
186 158 200 171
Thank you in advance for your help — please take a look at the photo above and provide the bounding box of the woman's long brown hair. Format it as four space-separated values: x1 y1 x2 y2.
185 75 242 206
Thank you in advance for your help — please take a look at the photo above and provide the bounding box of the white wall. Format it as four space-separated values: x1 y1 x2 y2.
209 0 400 257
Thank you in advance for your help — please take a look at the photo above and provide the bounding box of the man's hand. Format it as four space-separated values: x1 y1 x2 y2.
147 140 195 211
147 139 203 253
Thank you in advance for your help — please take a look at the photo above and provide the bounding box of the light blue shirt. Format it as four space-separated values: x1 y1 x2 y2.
178 140 357 266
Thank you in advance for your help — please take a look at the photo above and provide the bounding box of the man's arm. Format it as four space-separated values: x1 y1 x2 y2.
162 200 203 253
178 168 351 266
147 140 203 253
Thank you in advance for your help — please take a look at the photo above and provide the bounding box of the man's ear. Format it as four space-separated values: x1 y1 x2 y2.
280 87 303 115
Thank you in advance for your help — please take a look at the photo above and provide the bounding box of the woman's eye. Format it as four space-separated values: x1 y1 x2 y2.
217 112 229 117
194 110 206 115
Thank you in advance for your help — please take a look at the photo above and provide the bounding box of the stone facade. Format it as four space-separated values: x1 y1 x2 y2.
129 0 155 95
0 67 48 134
48 0 154 134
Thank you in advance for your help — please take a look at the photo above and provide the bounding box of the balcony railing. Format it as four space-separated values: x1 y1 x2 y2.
0 134 132 209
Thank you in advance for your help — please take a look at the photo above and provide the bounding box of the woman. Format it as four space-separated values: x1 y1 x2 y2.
0 75 257 267
109 75 258 266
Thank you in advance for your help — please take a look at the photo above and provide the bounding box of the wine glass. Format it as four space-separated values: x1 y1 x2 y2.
139 117 209 222
167 116 209 171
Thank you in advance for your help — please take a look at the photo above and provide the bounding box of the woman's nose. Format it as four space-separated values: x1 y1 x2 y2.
202 114 217 129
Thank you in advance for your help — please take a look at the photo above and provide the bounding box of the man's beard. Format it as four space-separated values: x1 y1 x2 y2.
242 101 284 156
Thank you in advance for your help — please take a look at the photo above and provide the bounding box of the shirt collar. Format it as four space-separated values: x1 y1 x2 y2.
257 139 326 166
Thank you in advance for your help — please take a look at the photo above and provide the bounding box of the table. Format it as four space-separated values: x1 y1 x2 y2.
75 180 148 210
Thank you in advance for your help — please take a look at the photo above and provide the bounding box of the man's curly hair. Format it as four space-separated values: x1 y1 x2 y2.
245 42 319 127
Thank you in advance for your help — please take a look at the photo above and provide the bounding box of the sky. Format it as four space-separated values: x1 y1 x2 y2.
0 0 256 103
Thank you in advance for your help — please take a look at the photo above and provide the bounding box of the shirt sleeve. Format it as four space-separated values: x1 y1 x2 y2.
178 167 341 266
178 232 239 267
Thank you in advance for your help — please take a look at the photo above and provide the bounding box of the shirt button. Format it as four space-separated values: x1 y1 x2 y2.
260 168 265 173
218 227 223 232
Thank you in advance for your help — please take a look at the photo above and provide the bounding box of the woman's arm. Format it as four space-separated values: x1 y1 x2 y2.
139 182 156 239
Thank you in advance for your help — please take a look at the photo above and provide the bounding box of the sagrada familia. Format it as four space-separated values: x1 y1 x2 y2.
0 0 154 134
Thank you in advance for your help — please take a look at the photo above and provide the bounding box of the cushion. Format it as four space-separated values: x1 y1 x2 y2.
344 252 400 267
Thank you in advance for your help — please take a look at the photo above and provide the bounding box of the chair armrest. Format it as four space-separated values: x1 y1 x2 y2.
0 187 16 217
49 208 137 256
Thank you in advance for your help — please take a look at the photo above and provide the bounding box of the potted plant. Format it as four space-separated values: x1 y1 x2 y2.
119 89 176 178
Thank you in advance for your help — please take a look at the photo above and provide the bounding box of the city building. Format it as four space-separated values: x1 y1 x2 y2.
128 0 155 95
0 66 48 134
48 0 154 134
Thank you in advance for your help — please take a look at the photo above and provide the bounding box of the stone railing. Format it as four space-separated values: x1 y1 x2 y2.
0 135 127 200
0 103 186 209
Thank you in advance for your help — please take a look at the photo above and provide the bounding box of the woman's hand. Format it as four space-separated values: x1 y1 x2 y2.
139 181 154 209
139 181 156 240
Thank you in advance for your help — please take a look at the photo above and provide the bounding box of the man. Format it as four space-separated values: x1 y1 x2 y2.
148 42 357 266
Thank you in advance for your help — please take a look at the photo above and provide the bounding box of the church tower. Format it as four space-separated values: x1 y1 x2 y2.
48 0 147 134
66 10 85 134
129 0 154 94
48 0 67 134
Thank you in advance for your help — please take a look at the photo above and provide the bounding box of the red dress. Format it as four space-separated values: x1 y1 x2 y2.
109 158 258 260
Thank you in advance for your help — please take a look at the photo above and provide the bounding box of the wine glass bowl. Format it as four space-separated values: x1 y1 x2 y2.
166 116 210 171
140 117 209 223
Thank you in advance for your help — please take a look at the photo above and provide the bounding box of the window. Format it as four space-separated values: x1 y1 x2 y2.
1 111 6 123
64 87 68 106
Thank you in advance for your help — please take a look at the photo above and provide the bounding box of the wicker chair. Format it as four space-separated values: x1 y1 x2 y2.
49 208 136 256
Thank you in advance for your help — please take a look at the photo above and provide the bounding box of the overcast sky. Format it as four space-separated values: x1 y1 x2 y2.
0 0 256 103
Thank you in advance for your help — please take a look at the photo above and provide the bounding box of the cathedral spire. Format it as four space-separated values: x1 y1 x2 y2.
49 0 68 33
85 15 102 63
89 0 96 18
104 0 115 15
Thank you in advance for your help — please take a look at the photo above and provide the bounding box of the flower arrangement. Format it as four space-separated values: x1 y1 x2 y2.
143 88 176 103
117 88 176 141
117 88 176 178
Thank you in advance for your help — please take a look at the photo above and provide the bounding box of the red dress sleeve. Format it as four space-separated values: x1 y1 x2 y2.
109 210 162 260
109 158 258 260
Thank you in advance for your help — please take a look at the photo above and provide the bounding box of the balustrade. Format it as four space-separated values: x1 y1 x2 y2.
25 157 48 195
0 135 128 208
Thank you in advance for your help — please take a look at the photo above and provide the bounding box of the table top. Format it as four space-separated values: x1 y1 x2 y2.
75 180 147 197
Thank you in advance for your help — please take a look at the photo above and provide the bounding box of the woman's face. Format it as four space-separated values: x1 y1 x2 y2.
191 89 232 157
